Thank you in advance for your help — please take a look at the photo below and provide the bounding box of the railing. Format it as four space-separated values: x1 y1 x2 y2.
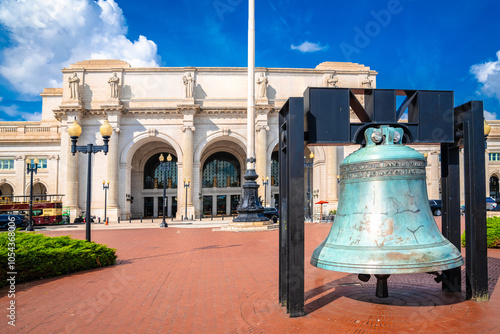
25 126 51 133
0 125 60 135
0 127 17 133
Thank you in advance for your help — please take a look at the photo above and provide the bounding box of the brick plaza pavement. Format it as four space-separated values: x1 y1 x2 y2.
2 222 500 333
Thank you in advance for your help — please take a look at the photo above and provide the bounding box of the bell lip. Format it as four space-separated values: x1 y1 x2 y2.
310 256 464 275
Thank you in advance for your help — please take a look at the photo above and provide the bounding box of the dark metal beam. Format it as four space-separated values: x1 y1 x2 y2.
458 101 489 300
440 142 462 292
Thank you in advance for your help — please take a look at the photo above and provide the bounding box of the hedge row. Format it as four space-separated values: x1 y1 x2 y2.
0 231 116 288
461 216 500 248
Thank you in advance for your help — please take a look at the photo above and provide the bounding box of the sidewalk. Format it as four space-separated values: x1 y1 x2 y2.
3 222 500 333
35 217 232 231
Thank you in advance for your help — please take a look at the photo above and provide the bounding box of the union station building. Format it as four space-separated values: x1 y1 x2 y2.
0 59 498 221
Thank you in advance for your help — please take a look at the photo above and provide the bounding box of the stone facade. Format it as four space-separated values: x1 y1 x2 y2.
0 59 496 221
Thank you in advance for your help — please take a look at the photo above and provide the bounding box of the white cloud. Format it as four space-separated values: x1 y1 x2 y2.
471 50 500 102
291 41 327 53
0 0 160 96
484 110 497 121
0 104 41 121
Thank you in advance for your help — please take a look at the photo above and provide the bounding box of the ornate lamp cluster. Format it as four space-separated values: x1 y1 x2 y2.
67 119 113 242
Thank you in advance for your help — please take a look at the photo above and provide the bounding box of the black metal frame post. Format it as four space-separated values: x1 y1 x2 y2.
279 98 305 317
440 143 461 292
456 101 489 300
71 136 110 242
26 160 38 231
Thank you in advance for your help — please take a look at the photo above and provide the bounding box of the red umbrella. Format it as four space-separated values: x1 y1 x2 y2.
315 201 329 221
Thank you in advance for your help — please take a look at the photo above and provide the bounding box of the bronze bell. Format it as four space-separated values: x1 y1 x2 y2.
310 126 463 297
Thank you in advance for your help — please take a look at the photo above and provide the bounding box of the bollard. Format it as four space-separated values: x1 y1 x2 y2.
171 216 173 222
129 217 131 224
222 213 224 220
181 215 183 220
190 215 193 220
118 217 120 224
200 215 202 221
140 215 142 223
98 217 101 223
211 212 213 221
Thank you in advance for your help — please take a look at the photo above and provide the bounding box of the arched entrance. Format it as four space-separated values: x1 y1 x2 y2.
0 183 14 198
128 139 180 219
201 152 241 216
32 182 47 201
143 153 178 218
490 175 499 199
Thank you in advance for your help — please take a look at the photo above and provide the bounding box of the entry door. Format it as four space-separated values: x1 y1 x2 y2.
171 197 177 217
203 196 212 216
231 195 240 214
158 196 167 217
217 195 226 215
144 197 154 217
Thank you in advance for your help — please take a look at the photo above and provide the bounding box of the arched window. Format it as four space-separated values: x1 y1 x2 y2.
271 151 279 186
143 153 178 189
202 152 240 188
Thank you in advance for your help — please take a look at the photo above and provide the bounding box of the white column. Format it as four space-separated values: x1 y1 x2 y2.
106 112 121 220
429 151 440 199
256 125 269 201
325 146 338 206
63 114 80 221
485 150 490 197
181 125 195 219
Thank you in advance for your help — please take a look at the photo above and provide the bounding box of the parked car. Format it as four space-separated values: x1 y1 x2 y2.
73 212 95 224
486 197 497 211
429 200 442 216
0 214 28 229
262 207 279 223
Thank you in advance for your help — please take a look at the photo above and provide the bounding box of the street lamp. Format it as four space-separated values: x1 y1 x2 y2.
68 118 113 242
25 157 39 231
102 180 109 224
183 178 190 220
159 153 172 227
304 152 314 221
262 176 269 207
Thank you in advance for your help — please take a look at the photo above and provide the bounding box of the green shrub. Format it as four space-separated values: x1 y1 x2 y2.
0 231 116 288
461 216 500 248
329 209 337 215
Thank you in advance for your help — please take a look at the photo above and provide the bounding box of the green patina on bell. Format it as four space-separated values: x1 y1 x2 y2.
310 126 463 297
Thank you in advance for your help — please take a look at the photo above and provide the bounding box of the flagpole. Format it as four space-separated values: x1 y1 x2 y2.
233 0 267 223
247 0 255 169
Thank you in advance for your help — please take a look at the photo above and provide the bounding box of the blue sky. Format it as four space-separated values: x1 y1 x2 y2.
0 0 499 121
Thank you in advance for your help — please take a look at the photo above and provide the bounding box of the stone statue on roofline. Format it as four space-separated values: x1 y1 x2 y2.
68 73 80 100
256 73 268 98
108 73 120 98
183 73 195 98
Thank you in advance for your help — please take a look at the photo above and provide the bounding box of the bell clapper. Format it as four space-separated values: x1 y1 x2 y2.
375 274 390 298
427 271 446 283
358 274 371 282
